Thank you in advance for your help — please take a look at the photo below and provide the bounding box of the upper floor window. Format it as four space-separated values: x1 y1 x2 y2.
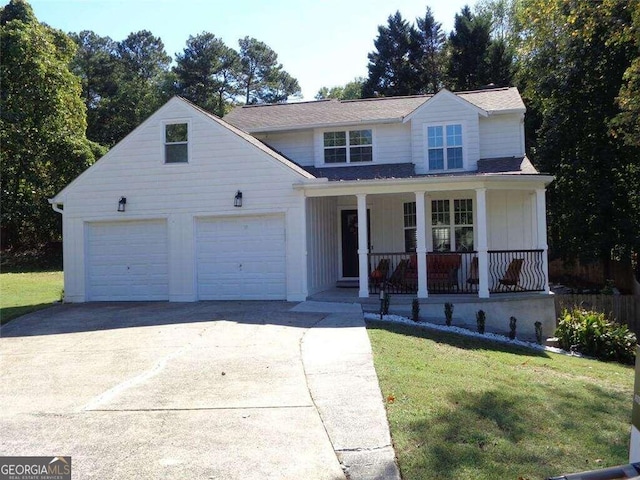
323 129 372 164
165 123 188 163
427 124 463 170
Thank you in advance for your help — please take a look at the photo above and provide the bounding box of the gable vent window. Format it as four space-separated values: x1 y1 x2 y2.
323 129 372 164
427 124 463 170
165 123 188 163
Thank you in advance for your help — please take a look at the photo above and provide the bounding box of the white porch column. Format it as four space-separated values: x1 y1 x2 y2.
415 191 428 298
536 188 551 294
357 193 369 298
475 188 490 298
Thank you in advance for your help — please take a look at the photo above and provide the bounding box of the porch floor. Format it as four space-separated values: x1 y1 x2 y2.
308 287 549 306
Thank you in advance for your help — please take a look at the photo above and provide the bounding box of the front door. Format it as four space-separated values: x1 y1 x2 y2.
341 209 370 278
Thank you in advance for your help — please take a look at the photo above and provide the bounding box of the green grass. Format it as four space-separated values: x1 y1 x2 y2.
0 271 63 324
367 320 635 480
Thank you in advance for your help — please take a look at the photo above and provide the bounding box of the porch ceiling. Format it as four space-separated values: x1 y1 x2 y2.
294 173 554 197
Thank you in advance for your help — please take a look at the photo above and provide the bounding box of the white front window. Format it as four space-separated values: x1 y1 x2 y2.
427 124 463 170
431 198 474 252
323 129 372 164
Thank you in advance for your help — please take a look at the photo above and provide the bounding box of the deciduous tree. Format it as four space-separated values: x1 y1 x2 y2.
1 0 105 247
516 0 640 265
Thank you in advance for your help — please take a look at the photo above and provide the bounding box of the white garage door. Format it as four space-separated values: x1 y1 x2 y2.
87 220 169 301
196 215 286 300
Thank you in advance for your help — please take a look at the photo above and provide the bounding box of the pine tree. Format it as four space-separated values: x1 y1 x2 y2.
447 6 493 90
362 11 417 97
410 7 446 94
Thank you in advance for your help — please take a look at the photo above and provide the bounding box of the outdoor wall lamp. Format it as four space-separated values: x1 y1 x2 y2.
118 196 127 212
234 190 243 208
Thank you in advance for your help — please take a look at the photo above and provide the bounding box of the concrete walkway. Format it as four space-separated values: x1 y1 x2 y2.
295 302 400 479
1 301 399 480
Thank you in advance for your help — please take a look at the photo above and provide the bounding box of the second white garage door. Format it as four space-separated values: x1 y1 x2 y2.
196 215 286 300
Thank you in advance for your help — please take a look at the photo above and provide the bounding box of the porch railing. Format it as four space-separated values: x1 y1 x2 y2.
488 250 546 293
368 249 546 295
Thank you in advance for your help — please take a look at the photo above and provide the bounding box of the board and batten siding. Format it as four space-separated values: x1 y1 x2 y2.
409 94 481 174
486 190 535 250
306 197 338 295
479 113 525 159
58 98 308 302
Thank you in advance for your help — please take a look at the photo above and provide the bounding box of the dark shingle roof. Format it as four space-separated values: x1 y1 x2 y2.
304 156 539 182
304 163 416 181
477 156 539 174
224 87 525 132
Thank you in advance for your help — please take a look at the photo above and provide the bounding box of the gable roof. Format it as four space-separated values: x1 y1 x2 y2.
49 97 314 204
179 97 314 180
224 87 525 133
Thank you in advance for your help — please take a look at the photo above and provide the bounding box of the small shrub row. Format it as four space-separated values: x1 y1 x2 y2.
443 305 543 344
555 308 637 365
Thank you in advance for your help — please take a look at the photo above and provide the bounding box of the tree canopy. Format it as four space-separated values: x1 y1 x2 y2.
1 0 105 247
515 0 640 263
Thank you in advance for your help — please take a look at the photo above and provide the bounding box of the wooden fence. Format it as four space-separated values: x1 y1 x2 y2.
554 294 640 336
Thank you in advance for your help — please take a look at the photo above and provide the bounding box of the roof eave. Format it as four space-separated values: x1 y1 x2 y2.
295 173 555 191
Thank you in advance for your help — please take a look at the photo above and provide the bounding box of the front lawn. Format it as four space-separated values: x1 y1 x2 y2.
367 320 635 480
0 271 63 324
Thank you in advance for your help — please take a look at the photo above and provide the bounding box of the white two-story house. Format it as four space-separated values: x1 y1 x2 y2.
50 87 556 335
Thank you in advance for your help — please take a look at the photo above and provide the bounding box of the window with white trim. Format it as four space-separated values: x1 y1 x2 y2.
323 129 372 163
431 198 474 252
403 202 417 253
165 123 188 163
427 124 463 170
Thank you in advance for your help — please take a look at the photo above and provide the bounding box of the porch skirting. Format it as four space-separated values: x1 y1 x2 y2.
308 289 557 340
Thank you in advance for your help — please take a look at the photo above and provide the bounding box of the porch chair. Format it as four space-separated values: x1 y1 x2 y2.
466 256 479 286
388 259 409 290
370 258 390 287
498 258 524 291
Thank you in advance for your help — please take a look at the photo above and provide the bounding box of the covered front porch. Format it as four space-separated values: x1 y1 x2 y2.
300 174 552 300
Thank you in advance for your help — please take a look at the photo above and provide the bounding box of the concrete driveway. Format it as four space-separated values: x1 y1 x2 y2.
0 301 399 479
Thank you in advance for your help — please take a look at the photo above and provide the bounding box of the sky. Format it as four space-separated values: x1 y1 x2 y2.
29 0 472 101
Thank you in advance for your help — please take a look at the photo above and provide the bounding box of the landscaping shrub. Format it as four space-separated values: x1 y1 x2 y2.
411 298 420 322
509 316 517 340
444 302 453 326
476 310 485 334
534 321 543 345
555 308 637 365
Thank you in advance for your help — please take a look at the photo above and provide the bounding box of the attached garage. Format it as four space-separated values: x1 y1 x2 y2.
86 220 169 301
196 215 286 300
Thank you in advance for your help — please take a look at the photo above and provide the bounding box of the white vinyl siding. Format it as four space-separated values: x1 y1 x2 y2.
59 98 308 303
479 113 525 159
306 197 339 295
255 131 315 166
86 220 169 301
410 93 479 174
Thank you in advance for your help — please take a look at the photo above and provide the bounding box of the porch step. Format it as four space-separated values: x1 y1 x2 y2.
336 280 359 288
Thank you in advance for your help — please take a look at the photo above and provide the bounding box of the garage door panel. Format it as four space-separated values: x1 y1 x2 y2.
87 220 169 301
196 215 286 300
